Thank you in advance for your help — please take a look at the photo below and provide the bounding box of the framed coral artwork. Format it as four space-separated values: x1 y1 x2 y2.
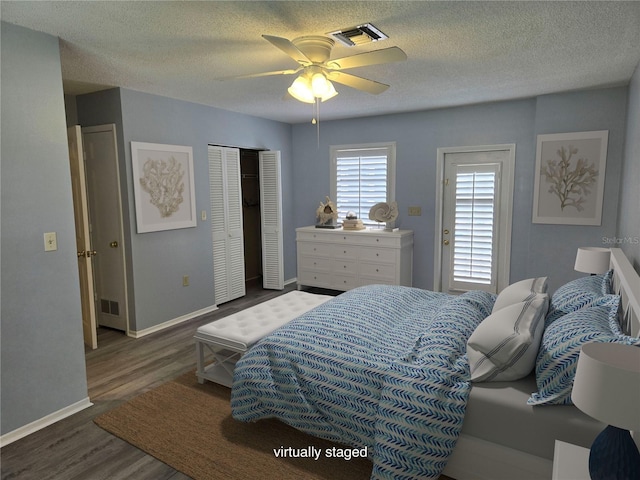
532 130 608 225
131 142 197 233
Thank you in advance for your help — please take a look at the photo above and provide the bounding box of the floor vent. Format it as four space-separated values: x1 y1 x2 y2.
327 23 388 47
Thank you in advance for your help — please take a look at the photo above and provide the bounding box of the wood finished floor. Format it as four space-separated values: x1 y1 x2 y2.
1 283 455 480
0 282 299 480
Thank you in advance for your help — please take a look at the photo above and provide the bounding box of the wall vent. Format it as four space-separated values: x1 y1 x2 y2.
328 23 388 47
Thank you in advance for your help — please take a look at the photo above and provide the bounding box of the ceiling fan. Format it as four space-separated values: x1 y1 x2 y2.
225 34 407 104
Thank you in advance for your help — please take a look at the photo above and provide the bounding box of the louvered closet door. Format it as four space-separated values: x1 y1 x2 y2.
259 151 284 290
208 146 245 305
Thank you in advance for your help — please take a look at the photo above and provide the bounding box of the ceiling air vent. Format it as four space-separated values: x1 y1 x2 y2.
328 23 389 47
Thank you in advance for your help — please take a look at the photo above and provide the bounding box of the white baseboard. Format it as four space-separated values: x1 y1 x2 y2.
129 304 218 338
285 277 297 286
0 397 93 447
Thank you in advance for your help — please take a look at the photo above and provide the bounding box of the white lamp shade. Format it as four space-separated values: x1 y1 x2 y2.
574 247 611 274
572 342 640 431
288 76 315 103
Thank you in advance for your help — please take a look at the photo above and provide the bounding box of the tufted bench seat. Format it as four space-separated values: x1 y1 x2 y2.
195 290 333 387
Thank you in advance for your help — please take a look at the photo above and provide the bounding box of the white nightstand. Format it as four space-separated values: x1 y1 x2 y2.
552 440 590 480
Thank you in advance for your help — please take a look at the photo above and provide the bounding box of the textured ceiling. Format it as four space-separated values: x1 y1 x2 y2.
2 1 640 124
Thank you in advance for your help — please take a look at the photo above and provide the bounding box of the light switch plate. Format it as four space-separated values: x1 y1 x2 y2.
44 232 58 251
408 206 422 216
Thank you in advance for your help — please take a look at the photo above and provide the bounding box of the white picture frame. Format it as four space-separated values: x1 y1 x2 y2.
532 130 608 225
131 141 197 233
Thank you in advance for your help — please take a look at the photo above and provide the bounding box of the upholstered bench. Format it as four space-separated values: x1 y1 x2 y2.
195 290 333 387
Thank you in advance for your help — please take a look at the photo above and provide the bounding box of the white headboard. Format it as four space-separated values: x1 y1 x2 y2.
609 248 640 337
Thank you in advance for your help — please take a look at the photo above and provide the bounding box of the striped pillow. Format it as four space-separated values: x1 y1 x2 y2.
527 298 640 406
545 270 613 326
468 294 549 382
492 277 548 313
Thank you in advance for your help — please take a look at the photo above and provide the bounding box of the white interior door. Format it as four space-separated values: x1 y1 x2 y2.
83 125 128 332
68 126 97 349
435 145 515 294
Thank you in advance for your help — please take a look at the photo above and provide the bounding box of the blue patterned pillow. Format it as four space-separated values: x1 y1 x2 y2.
527 299 640 406
545 270 614 326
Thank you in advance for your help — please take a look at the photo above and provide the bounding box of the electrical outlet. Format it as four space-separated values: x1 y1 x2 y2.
408 206 422 216
182 275 190 287
44 232 58 251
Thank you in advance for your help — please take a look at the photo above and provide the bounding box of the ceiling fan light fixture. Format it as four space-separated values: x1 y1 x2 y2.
289 72 338 103
288 75 315 103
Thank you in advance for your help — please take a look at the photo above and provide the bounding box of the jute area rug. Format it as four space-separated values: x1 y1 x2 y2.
94 371 373 480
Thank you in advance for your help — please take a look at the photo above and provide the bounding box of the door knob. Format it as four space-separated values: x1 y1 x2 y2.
110 241 119 248
443 239 450 245
443 229 449 235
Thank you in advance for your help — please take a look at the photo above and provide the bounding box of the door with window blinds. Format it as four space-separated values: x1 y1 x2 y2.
441 151 509 294
209 146 246 304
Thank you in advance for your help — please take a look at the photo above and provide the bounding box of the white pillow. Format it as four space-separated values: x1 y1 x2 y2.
468 294 549 382
492 277 548 313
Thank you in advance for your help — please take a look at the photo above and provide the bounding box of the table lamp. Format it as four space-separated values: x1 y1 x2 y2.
574 247 611 275
572 342 640 480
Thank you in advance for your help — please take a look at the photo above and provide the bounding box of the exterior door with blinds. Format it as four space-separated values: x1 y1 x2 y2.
436 145 515 294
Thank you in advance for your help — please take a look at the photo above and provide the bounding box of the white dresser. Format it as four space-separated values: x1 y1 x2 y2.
296 226 413 291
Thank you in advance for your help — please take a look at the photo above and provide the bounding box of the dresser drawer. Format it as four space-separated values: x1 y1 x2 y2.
299 270 331 287
354 234 399 247
359 247 396 263
298 242 333 257
333 245 359 259
333 258 357 273
297 230 338 243
299 256 330 272
331 273 358 290
359 262 396 280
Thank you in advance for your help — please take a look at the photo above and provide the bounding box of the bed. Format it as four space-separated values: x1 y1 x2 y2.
231 248 640 480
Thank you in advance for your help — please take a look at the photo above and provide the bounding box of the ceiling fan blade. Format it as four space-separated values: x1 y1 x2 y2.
218 68 300 80
262 35 311 65
327 71 390 94
327 46 407 70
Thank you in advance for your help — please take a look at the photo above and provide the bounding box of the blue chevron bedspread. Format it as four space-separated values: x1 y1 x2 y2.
231 285 495 479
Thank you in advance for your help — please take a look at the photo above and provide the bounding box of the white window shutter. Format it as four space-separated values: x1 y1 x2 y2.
332 146 392 225
450 163 500 292
259 151 284 290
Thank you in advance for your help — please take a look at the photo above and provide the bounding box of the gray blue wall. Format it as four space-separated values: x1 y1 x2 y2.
1 19 637 441
619 63 640 271
77 89 294 332
292 87 629 292
1 22 89 435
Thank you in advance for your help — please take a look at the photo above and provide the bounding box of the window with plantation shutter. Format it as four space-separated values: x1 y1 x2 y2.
330 143 395 226
452 165 499 289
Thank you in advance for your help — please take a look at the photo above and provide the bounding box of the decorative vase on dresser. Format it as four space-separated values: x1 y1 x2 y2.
296 226 413 291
